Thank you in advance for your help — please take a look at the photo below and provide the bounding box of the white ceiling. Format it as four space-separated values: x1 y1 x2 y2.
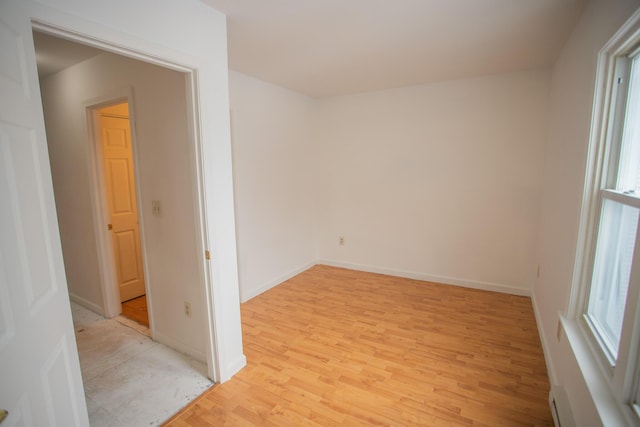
203 0 588 98
33 31 103 78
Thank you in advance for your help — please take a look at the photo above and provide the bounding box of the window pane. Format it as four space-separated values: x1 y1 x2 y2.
635 383 640 418
587 198 639 359
617 59 640 193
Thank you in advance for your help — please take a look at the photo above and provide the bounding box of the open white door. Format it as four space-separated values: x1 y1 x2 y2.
0 2 89 426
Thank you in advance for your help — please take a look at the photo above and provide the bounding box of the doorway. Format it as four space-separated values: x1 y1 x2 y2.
96 101 149 327
27 0 248 386
33 28 214 367
1 2 243 421
34 31 206 342
33 28 214 424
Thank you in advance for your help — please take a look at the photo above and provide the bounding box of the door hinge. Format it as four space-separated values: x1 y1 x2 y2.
205 250 211 260
107 223 113 230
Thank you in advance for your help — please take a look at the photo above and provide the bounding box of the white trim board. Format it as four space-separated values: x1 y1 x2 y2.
153 331 207 364
240 259 531 303
227 354 248 378
69 293 106 318
317 259 531 297
240 260 316 302
530 290 559 384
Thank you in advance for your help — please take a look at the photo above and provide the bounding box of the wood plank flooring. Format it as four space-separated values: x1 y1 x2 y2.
121 295 149 327
164 265 552 426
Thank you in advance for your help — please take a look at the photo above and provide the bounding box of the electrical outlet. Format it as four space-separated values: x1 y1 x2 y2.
339 236 344 246
184 301 191 317
152 200 161 216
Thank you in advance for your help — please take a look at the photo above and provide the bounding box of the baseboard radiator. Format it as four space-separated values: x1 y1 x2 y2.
549 386 576 427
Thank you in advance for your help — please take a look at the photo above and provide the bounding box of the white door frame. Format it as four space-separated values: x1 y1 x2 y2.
32 22 220 381
85 92 150 321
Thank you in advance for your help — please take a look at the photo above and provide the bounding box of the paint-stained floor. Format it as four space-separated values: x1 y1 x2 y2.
71 303 212 427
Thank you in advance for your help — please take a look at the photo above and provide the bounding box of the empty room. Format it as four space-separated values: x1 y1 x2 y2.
2 0 640 426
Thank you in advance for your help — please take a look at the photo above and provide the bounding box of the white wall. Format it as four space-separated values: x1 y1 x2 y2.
229 71 316 301
41 52 207 360
314 70 550 295
533 0 640 424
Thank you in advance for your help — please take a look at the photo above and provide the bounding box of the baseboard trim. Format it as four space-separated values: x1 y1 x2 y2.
530 289 558 385
69 292 105 316
240 260 316 302
153 331 207 363
220 354 247 383
240 259 531 304
317 259 531 297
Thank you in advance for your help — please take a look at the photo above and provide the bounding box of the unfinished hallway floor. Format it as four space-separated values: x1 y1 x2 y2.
71 303 212 427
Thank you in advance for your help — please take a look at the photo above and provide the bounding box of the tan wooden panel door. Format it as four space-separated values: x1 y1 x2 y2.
0 1 89 425
101 113 146 302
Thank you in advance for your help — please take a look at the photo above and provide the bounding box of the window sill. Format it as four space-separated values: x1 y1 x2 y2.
559 314 637 426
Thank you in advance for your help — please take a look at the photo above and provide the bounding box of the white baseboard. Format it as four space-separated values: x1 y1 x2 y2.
69 292 105 316
220 354 247 383
153 331 206 363
240 260 316 302
240 259 531 304
317 259 531 297
530 290 558 385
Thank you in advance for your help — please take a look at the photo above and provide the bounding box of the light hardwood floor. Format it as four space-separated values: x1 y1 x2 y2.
121 295 149 327
164 265 552 426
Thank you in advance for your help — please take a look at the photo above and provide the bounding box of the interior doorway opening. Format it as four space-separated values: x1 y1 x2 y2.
33 26 217 424
33 27 212 354
95 101 149 327
33 27 212 352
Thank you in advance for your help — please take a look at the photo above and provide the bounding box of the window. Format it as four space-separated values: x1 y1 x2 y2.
587 198 638 361
574 11 640 424
586 53 640 364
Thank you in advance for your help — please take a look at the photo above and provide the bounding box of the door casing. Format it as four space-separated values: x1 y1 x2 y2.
87 94 150 320
32 22 221 382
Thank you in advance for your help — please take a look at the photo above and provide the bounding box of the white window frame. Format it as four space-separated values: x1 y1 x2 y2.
571 9 640 425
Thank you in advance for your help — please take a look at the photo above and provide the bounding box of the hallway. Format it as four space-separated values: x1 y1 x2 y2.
71 304 212 426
